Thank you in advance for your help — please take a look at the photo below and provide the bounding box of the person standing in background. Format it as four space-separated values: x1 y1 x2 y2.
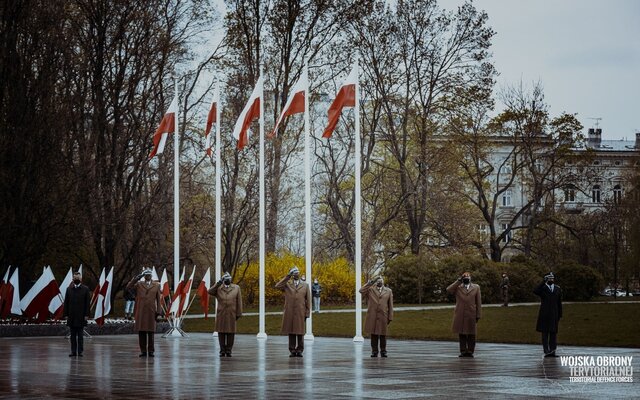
501 273 510 307
312 278 322 313
124 286 136 320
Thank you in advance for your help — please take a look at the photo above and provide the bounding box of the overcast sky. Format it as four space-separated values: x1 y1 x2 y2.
441 0 640 140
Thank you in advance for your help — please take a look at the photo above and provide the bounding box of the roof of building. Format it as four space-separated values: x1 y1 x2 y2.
576 139 639 152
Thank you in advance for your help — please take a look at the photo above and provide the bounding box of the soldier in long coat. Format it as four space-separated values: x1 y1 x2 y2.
447 272 482 357
208 272 243 357
360 277 394 357
63 272 91 357
275 266 310 357
534 272 562 357
126 269 163 357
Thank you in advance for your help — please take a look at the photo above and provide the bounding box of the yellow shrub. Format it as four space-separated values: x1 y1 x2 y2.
237 252 357 305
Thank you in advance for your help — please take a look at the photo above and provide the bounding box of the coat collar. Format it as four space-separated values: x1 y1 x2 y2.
288 280 305 290
460 283 477 294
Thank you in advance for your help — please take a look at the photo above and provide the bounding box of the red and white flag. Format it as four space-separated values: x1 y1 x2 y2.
179 267 196 317
0 267 22 318
322 65 357 138
91 267 105 308
160 268 170 298
152 266 159 282
205 84 219 156
149 95 178 158
168 267 186 317
0 267 8 309
196 268 211 319
49 267 72 319
78 264 83 276
94 266 113 326
270 69 308 138
232 76 263 150
20 266 60 322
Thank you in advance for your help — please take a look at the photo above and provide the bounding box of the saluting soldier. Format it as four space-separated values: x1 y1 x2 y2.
360 276 394 357
275 266 310 357
208 272 243 357
126 269 163 357
447 272 482 358
534 272 562 357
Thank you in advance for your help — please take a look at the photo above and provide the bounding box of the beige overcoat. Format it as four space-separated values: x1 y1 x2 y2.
446 280 482 334
275 276 310 335
208 283 243 333
360 283 394 336
127 279 163 332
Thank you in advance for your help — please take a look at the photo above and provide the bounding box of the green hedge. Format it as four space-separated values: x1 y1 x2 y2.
554 261 604 301
385 255 602 303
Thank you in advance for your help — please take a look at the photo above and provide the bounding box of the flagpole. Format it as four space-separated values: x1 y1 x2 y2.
257 67 267 340
214 81 222 338
304 63 314 341
174 78 180 293
353 59 364 342
165 77 186 338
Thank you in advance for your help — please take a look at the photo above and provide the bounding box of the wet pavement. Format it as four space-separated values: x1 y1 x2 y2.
0 334 638 399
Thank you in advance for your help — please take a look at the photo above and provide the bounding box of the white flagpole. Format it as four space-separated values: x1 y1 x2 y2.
214 82 222 338
353 60 364 342
174 78 180 293
257 68 267 339
304 64 314 341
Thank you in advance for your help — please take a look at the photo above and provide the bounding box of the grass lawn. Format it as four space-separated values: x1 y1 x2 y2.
182 302 640 348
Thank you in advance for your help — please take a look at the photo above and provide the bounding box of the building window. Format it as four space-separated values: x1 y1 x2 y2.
502 190 512 207
592 185 601 203
501 223 512 243
477 224 489 236
564 186 576 202
613 184 623 204
614 160 622 166
534 160 543 172
593 160 601 166
503 165 512 175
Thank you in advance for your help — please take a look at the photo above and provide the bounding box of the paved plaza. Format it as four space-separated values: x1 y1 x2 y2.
0 334 638 399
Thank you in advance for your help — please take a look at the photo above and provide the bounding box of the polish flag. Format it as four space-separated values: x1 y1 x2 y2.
232 76 263 150
78 264 83 276
270 69 308 138
49 267 73 319
91 267 105 309
0 267 22 318
160 268 170 298
152 266 160 282
94 267 113 326
149 95 178 158
0 267 8 310
168 267 186 317
205 84 219 156
322 65 358 138
178 266 196 316
196 268 211 319
20 266 60 322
